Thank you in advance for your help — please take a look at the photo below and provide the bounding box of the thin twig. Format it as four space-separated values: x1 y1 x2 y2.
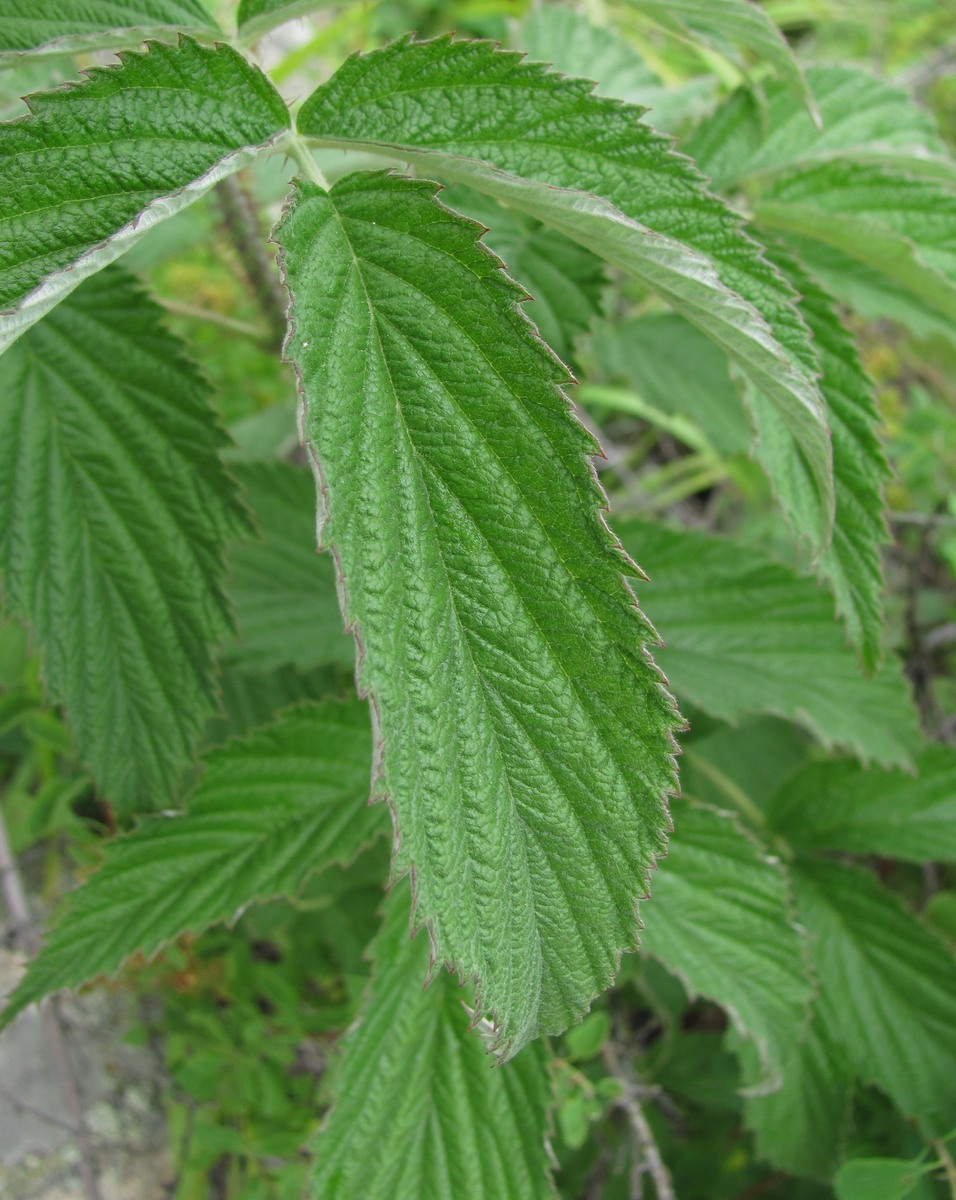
0 1083 82 1135
934 1139 956 1198
602 1039 676 1200
158 297 271 343
215 173 288 348
0 803 31 936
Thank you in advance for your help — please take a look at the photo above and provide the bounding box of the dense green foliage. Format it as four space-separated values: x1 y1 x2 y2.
0 1 954 1197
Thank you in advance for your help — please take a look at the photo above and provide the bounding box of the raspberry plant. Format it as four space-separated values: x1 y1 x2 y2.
1 1 955 1196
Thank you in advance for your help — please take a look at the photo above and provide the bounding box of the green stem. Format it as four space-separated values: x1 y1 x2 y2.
282 131 331 188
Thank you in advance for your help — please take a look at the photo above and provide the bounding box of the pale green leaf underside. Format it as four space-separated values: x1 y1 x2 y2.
618 520 920 766
237 0 337 41
767 744 956 862
297 35 834 547
0 0 218 59
0 266 247 813
276 171 680 1059
761 241 889 667
312 883 555 1199
1 699 380 1027
687 64 950 191
794 861 956 1136
639 802 810 1087
0 36 288 350
627 0 816 121
224 461 354 672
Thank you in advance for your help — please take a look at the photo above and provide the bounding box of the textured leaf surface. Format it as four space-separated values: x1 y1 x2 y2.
618 520 920 765
639 802 810 1084
225 461 354 672
739 1012 853 1180
312 884 555 1199
628 0 814 119
794 860 956 1135
445 184 605 365
757 161 956 327
0 0 217 58
1 699 380 1026
276 171 680 1058
297 36 834 545
0 37 288 348
760 241 889 666
0 267 247 812
687 65 949 191
767 744 956 862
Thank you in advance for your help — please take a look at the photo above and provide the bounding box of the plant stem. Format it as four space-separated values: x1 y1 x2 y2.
602 1040 677 1200
935 1139 956 1198
158 298 271 342
283 131 331 188
215 173 288 349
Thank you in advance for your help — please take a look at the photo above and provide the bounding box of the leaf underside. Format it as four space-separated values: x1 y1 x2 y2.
312 883 555 1200
0 266 247 813
0 0 218 58
276 170 680 1059
1 699 380 1027
0 36 288 348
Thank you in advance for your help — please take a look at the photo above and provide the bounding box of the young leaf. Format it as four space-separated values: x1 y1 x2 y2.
0 266 248 813
686 65 950 192
1 699 381 1027
766 744 956 862
312 883 555 1200
296 35 834 547
639 802 811 1085
794 860 956 1136
617 520 921 766
761 241 890 667
224 461 355 673
0 0 218 59
275 171 681 1059
626 0 816 121
0 36 289 349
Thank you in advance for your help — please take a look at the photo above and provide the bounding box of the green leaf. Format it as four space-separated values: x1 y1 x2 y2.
0 37 289 349
793 860 956 1136
640 801 811 1085
766 744 956 862
834 1157 930 1200
297 35 834 548
443 184 606 366
756 161 956 328
760 240 890 667
311 883 555 1200
275 171 680 1059
686 65 950 192
0 0 218 59
516 6 715 132
617 520 920 766
739 1011 854 1180
1 698 381 1027
237 0 334 42
626 0 816 121
225 461 354 673
0 266 247 813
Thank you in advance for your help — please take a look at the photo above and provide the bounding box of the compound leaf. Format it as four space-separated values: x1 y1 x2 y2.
0 266 247 813
312 883 555 1200
639 801 811 1085
767 744 956 862
618 520 920 766
1 699 380 1026
0 36 289 349
794 860 956 1136
225 461 355 673
0 0 218 59
275 171 680 1059
297 35 834 547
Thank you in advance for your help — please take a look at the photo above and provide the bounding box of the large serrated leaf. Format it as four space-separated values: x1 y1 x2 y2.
0 36 288 349
311 883 555 1200
639 801 811 1087
1 699 380 1027
275 170 680 1059
617 520 920 766
296 35 834 548
0 0 218 59
793 860 956 1136
225 461 355 672
767 744 956 862
0 266 247 813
